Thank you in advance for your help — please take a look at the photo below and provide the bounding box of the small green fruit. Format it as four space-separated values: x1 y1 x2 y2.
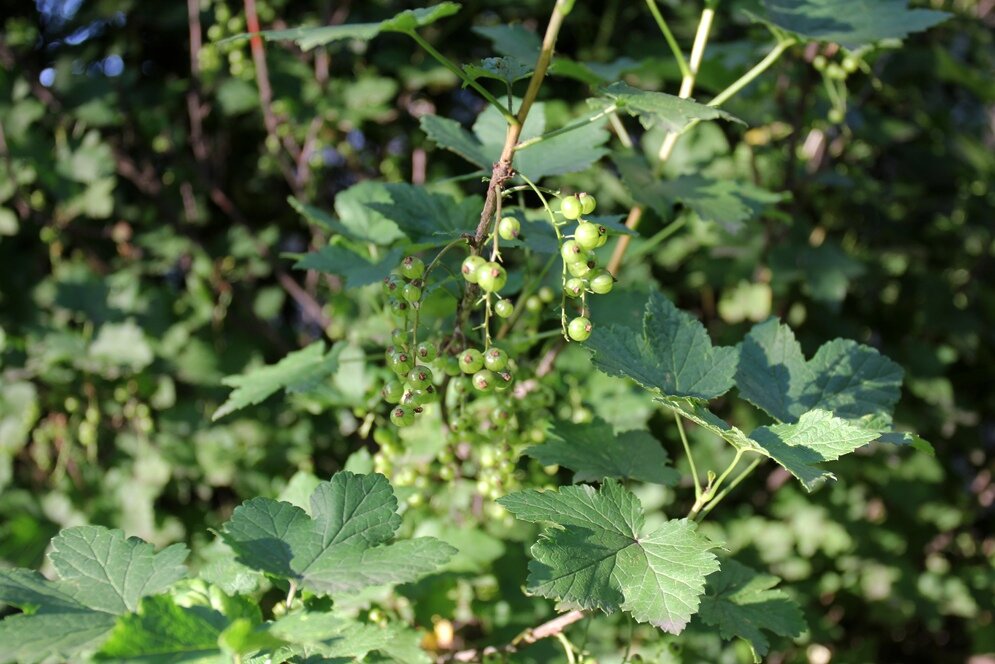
498 216 520 240
559 195 582 220
568 316 592 341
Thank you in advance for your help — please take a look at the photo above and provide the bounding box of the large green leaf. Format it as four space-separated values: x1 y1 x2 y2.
213 343 342 421
524 417 679 486
750 409 881 489
0 527 188 663
96 595 231 662
616 154 783 230
601 82 742 131
421 101 609 181
500 480 719 633
736 318 903 427
586 291 738 400
220 472 456 595
760 0 949 50
231 3 462 51
366 184 480 247
697 559 806 662
272 612 430 663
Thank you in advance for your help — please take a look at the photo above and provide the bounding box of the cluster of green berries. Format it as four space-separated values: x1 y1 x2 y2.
460 254 508 294
558 193 614 342
381 256 441 427
451 346 515 396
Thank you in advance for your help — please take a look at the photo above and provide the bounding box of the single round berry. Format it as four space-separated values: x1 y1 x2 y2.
578 192 597 215
588 269 614 295
389 300 410 320
414 385 438 404
390 406 415 427
525 296 543 313
459 348 484 373
461 255 486 283
494 299 514 318
382 274 402 297
442 355 461 376
400 255 425 280
382 380 403 404
390 328 408 347
472 369 496 392
399 387 420 406
495 369 514 390
484 347 509 372
574 222 602 251
565 278 585 298
596 232 608 248
568 316 593 341
498 216 521 241
406 366 433 389
538 286 554 303
560 195 582 220
401 283 422 303
389 351 414 376
416 341 437 362
567 258 594 278
560 239 585 264
476 262 507 293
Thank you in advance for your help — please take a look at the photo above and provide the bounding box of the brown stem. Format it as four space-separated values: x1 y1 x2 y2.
444 610 586 663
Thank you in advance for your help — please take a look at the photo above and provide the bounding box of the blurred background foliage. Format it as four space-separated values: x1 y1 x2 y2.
0 0 993 661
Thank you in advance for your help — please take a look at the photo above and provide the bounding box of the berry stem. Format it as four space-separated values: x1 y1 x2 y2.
674 412 703 502
517 172 571 340
514 103 618 150
644 0 691 79
694 456 764 521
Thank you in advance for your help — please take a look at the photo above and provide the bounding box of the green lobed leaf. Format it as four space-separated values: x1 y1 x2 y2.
229 3 462 51
213 343 341 421
587 291 738 401
736 318 904 427
95 595 230 662
366 184 480 247
601 82 743 132
271 612 431 663
697 559 806 662
472 24 541 62
330 181 405 245
524 417 679 486
220 471 456 595
760 0 950 50
499 480 719 633
750 409 881 490
0 611 117 664
293 244 402 289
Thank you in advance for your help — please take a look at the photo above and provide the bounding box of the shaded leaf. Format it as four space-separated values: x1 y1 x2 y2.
293 244 402 289
367 184 479 247
698 559 806 662
464 56 533 85
524 417 679 485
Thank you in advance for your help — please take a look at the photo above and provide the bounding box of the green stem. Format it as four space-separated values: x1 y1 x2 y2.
626 216 687 262
644 0 690 79
657 4 715 161
675 413 702 501
554 633 577 664
413 237 471 349
515 104 618 150
695 456 764 522
406 30 518 124
516 172 570 339
708 38 797 108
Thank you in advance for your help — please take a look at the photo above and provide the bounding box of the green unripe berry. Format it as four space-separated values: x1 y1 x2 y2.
559 195 582 220
389 300 410 320
442 355 461 376
568 316 592 341
813 54 827 71
828 107 845 124
565 278 585 298
382 274 402 297
578 192 597 215
842 56 859 73
388 350 414 376
596 232 608 248
390 406 415 427
538 286 554 303
472 369 496 392
399 386 420 406
400 255 425 279
382 380 404 404
494 299 514 318
560 240 585 264
439 466 456 481
476 262 507 293
525 296 543 313
390 328 408 347
826 63 846 80
416 342 437 362
498 216 520 241
484 348 509 371
574 222 603 251
461 255 486 283
588 269 614 295
459 348 484 373
401 283 422 303
414 385 438 404
567 258 594 278
495 369 514 390
406 366 433 389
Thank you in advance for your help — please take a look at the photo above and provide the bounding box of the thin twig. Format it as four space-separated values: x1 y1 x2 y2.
444 610 586 662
